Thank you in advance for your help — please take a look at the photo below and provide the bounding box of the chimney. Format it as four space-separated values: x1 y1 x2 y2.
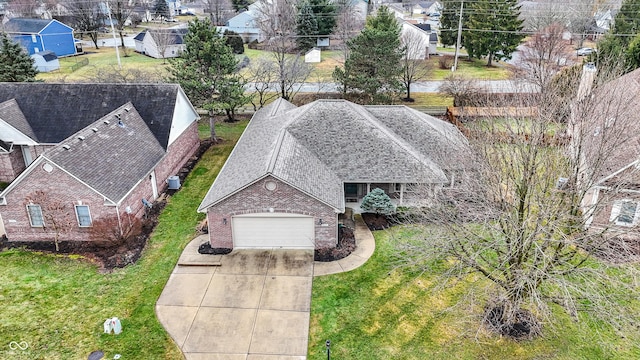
576 63 597 102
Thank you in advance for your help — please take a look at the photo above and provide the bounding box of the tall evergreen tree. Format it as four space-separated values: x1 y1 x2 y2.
613 0 640 48
168 18 248 124
296 0 319 51
310 0 336 37
440 0 465 47
463 0 524 66
296 0 336 51
333 6 404 104
154 0 169 20
0 32 37 82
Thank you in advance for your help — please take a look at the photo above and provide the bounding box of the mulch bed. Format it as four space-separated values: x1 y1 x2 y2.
314 226 356 262
361 213 390 230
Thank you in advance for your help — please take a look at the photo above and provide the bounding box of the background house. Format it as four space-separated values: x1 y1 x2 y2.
134 27 187 59
574 67 640 242
217 2 264 43
0 83 200 244
4 18 79 57
402 21 437 59
198 98 471 251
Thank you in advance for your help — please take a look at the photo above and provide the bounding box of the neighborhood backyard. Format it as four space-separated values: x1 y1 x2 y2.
3 117 640 359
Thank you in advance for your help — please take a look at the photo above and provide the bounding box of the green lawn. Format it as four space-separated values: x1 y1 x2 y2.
0 120 247 359
309 227 640 359
36 46 169 82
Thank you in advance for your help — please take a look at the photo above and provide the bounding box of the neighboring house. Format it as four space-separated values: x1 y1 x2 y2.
402 22 437 59
31 50 60 72
217 2 264 43
4 18 80 57
134 28 187 59
167 0 181 17
412 1 441 15
198 98 471 250
0 83 200 244
574 66 640 241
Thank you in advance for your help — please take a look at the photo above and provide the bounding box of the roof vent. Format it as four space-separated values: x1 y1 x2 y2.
124 107 130 112
77 135 85 141
103 120 110 125
62 145 70 150
115 114 121 120
117 120 125 128
91 127 98 132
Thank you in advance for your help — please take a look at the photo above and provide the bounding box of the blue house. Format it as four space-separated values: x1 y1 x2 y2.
5 18 80 57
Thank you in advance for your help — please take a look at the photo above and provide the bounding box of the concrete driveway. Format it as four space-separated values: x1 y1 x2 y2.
156 244 313 359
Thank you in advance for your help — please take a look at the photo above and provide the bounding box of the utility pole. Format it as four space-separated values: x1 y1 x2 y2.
453 0 463 72
105 2 122 69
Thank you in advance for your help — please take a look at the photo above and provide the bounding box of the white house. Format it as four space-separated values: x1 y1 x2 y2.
217 2 264 43
133 28 187 59
401 21 437 59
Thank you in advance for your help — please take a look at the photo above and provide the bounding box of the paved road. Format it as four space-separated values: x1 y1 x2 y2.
249 80 538 94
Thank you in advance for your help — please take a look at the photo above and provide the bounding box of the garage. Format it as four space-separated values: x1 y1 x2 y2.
232 213 315 249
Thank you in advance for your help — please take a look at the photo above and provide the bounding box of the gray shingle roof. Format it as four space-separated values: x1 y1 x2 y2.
44 103 165 203
0 99 37 140
0 83 181 149
579 68 640 183
199 99 471 212
133 30 147 41
5 18 52 33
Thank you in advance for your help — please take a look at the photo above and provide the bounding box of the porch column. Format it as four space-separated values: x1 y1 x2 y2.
399 183 404 205
367 183 371 194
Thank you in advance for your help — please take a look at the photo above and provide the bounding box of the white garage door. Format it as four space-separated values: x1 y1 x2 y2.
232 213 315 249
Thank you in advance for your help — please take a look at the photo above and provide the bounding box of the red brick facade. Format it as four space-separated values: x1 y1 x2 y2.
0 122 199 244
0 145 54 183
207 176 338 250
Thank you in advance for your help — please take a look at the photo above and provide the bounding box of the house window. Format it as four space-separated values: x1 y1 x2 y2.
75 205 92 227
27 204 44 227
31 34 37 43
610 200 638 226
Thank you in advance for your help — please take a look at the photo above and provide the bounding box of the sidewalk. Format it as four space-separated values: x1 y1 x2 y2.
313 214 375 276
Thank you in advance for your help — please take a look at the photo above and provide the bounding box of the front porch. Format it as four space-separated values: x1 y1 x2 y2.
344 182 429 210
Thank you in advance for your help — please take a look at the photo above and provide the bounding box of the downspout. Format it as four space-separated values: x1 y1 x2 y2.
115 204 124 236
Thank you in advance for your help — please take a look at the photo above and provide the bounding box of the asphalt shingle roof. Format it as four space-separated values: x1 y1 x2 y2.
0 99 37 140
199 99 471 212
5 18 52 33
0 83 181 149
44 103 165 203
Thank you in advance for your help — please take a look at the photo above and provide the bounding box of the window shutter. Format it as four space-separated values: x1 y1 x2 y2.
610 201 621 222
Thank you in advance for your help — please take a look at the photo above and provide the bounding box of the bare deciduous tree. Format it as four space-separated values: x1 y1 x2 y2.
64 0 103 49
150 28 177 64
26 191 74 252
203 0 234 25
438 74 482 107
6 0 41 18
255 0 312 100
244 56 278 110
519 0 569 32
514 23 572 93
108 0 135 54
566 0 598 47
401 29 431 101
396 67 640 338
82 65 166 83
333 0 365 61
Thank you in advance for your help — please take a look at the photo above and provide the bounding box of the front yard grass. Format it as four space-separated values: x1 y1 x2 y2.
0 120 247 359
309 226 640 359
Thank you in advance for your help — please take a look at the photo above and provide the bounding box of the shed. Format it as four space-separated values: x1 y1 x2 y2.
5 18 78 57
31 51 60 72
305 47 321 63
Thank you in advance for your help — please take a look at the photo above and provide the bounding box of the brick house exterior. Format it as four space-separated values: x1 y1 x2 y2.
199 98 471 250
0 84 200 243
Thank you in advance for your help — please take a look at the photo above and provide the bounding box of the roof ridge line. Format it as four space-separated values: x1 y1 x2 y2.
357 103 443 173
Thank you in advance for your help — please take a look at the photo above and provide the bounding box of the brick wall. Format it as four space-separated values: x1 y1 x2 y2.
154 121 200 193
0 145 54 183
207 176 338 250
1 161 118 242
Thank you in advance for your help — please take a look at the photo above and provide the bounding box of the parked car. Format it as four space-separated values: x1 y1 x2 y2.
577 47 595 56
429 12 441 17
